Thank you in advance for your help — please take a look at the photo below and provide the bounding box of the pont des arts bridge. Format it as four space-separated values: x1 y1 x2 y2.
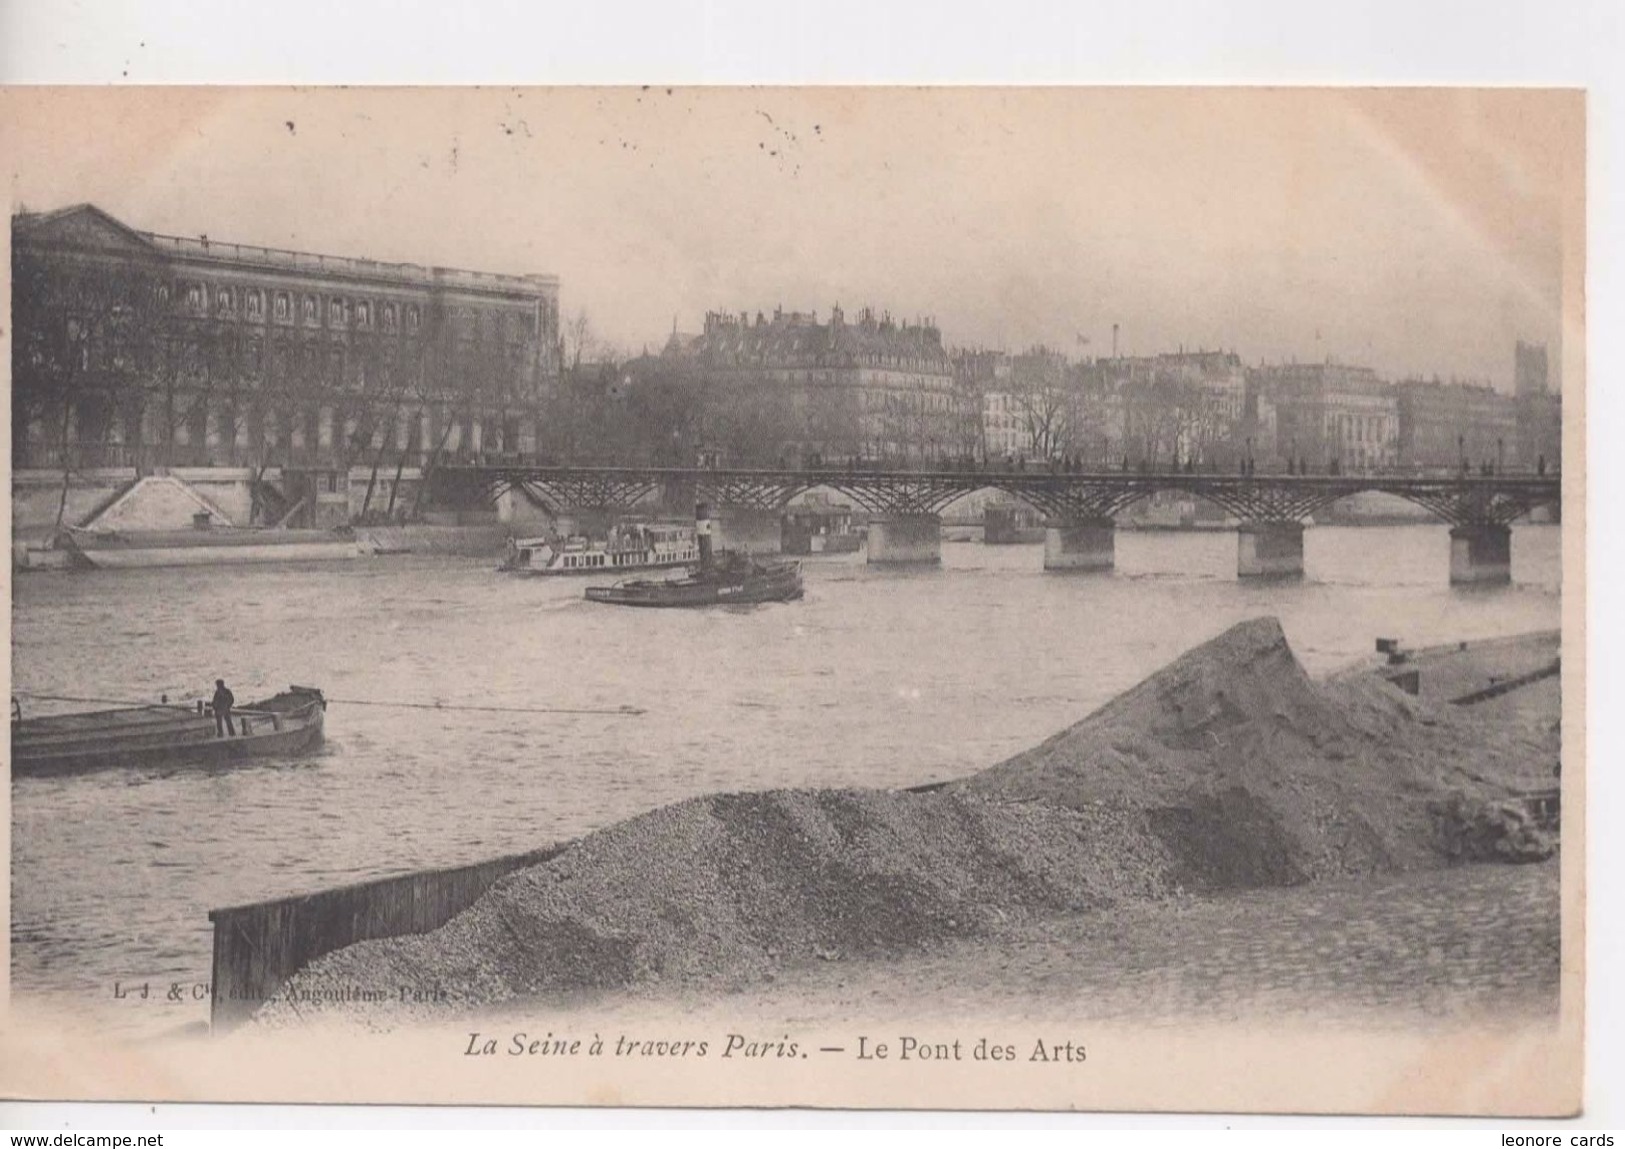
432 464 1563 585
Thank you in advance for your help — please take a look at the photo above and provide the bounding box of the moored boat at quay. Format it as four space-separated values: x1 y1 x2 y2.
59 525 364 569
983 501 1046 545
11 686 327 777
781 499 862 555
499 521 699 575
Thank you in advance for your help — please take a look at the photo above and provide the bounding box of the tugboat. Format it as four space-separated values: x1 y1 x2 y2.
584 503 803 608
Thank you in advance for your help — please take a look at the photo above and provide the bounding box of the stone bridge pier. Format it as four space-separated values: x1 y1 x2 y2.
1043 517 1116 572
1449 523 1512 586
867 513 942 565
1236 521 1305 579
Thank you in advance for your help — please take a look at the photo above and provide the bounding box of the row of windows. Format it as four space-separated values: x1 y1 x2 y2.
169 281 424 332
763 368 954 390
161 283 542 345
860 390 958 413
37 401 541 452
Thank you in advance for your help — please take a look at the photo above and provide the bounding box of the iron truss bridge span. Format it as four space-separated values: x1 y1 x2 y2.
435 466 1560 528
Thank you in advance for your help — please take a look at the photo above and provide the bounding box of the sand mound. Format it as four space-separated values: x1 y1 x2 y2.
954 617 1546 885
257 788 1181 1027
257 617 1549 1028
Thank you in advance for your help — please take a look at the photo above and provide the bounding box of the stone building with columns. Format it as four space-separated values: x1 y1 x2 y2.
1251 360 1399 472
12 203 559 524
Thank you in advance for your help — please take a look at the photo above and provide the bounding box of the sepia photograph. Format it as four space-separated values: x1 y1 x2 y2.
1 83 1585 1115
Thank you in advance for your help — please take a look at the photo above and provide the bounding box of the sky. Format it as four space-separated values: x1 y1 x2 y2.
1 86 1582 389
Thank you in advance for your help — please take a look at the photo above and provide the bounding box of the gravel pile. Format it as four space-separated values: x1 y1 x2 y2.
258 788 1180 1027
257 616 1551 1028
954 616 1547 885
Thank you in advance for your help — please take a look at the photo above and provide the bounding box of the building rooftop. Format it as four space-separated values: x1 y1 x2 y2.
15 203 558 295
670 303 949 367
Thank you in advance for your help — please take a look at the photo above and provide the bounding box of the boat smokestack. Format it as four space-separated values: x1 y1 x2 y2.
695 501 714 570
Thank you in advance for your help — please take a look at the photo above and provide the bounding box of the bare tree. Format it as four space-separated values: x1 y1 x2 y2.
563 308 596 373
954 379 986 464
11 256 154 531
380 347 434 521
622 361 710 465
1008 347 1071 461
355 354 415 520
12 307 86 531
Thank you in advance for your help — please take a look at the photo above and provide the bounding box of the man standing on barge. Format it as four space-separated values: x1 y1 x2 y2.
212 679 236 737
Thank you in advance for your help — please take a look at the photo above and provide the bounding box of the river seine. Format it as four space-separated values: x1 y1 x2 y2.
10 523 1561 1035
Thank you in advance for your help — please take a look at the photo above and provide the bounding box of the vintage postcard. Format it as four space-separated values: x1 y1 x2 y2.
0 86 1584 1114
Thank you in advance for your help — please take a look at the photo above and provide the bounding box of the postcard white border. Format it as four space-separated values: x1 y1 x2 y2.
0 0 1619 1132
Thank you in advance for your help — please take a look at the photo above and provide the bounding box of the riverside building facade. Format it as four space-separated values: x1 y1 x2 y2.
1394 378 1522 472
12 204 561 488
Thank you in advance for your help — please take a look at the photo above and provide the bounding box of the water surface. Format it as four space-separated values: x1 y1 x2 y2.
11 523 1561 1034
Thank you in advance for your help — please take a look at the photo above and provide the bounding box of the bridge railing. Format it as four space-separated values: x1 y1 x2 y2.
438 453 1556 482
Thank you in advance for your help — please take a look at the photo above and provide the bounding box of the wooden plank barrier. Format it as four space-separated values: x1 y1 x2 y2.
207 843 561 1032
1448 658 1561 706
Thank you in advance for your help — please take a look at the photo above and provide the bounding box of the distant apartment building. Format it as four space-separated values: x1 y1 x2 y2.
1394 378 1521 471
1240 380 1279 465
664 305 960 463
1252 360 1398 471
12 204 561 480
1515 339 1550 398
981 391 1027 460
1514 340 1562 472
954 351 1026 461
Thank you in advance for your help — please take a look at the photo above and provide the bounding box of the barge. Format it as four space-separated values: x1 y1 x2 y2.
60 526 362 569
11 686 327 777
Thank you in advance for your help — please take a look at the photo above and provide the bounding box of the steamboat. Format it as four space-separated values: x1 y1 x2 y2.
499 520 700 576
